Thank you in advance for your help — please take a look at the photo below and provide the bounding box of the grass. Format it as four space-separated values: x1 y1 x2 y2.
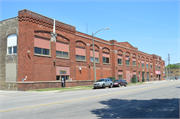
128 82 146 86
27 82 147 92
27 85 93 92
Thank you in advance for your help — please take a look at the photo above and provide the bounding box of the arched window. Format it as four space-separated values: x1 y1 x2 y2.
34 36 50 55
7 34 17 54
56 42 69 58
117 50 123 65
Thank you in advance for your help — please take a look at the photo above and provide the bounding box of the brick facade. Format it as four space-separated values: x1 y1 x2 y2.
0 9 165 90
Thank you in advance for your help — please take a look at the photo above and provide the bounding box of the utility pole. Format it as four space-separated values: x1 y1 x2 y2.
165 58 168 80
168 54 170 81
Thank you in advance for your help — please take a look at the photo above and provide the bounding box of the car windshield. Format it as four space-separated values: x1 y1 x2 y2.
97 79 105 82
114 80 120 82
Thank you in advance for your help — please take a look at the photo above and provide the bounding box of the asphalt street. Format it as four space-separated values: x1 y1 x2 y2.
0 80 180 119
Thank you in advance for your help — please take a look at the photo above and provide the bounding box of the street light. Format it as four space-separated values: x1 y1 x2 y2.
92 27 109 83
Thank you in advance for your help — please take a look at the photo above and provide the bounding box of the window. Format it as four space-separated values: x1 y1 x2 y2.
90 50 99 63
56 42 69 58
142 63 144 68
141 60 144 68
126 56 130 66
151 75 153 78
150 64 153 69
103 52 110 64
156 65 157 69
34 47 49 55
118 75 123 79
171 71 173 73
133 71 136 77
159 66 160 70
76 47 86 61
146 64 149 68
118 70 123 79
147 72 149 79
7 34 17 54
34 37 50 55
133 61 136 66
132 58 136 66
177 71 179 73
117 55 122 65
138 62 140 67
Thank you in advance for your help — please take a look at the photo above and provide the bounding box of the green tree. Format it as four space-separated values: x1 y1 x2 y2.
165 63 180 69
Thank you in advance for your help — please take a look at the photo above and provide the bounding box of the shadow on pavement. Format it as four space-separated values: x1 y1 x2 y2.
91 98 179 118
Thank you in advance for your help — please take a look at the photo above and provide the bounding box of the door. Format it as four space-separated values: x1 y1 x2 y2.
142 72 145 81
61 75 66 87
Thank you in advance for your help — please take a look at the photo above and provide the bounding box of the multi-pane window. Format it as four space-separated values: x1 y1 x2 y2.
103 52 110 64
147 72 149 79
159 66 161 70
133 71 136 77
76 47 86 61
156 65 157 69
117 55 122 65
150 63 153 69
34 37 50 55
133 58 136 66
141 60 144 68
7 34 17 54
126 56 130 66
56 42 69 58
118 70 123 79
138 60 140 67
146 62 149 68
90 50 99 63
151 73 153 78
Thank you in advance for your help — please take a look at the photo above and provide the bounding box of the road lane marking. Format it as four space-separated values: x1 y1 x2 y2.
107 103 131 110
0 82 179 113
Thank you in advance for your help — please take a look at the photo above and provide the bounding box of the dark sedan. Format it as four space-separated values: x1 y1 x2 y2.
113 79 127 87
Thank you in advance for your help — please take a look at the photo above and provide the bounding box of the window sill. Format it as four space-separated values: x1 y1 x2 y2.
6 54 17 56
90 62 100 64
103 63 110 65
133 65 136 67
34 53 51 57
56 56 70 60
118 64 123 65
76 60 87 62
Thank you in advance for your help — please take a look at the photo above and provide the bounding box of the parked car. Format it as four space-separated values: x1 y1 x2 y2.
93 78 113 89
113 79 127 87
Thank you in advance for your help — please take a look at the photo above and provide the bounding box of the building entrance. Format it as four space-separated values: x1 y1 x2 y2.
142 72 145 81
56 75 69 87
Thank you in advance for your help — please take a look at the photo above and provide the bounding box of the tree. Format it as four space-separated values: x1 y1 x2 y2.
165 63 180 69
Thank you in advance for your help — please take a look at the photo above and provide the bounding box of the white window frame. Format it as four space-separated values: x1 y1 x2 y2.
7 34 17 55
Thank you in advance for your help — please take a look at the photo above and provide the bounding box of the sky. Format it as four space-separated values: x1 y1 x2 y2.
0 0 179 65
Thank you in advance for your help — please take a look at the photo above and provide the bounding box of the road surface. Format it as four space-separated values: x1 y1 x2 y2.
0 80 179 119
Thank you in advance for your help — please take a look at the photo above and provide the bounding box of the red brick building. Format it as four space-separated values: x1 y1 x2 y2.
0 9 165 90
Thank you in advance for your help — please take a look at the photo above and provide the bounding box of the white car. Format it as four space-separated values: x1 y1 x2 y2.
93 78 113 89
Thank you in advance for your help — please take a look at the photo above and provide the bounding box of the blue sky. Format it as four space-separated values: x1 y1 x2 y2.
0 0 179 65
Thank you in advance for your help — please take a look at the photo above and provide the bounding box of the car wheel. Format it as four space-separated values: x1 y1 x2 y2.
118 84 120 87
102 84 105 88
109 84 113 88
124 84 127 87
93 87 96 89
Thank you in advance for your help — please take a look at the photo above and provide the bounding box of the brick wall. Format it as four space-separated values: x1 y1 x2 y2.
15 9 165 90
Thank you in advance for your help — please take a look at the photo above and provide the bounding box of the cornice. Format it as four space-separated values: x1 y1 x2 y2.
76 33 153 57
18 9 75 34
